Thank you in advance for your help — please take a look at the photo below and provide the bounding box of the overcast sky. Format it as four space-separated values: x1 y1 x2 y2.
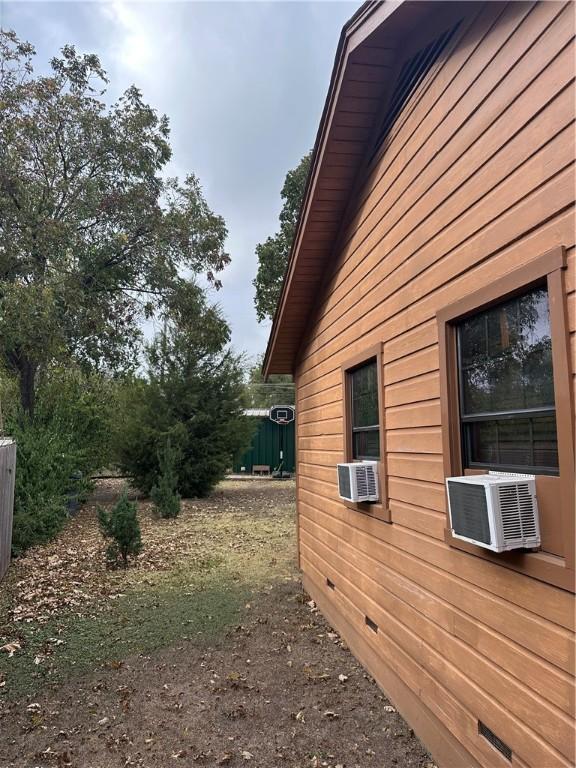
1 0 356 366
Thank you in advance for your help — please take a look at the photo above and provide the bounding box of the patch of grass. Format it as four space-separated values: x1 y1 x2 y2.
0 483 297 701
1 564 247 700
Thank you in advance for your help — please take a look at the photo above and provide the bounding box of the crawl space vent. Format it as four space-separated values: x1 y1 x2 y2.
478 721 512 761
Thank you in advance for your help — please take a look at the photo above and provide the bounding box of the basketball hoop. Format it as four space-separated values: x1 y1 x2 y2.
269 405 295 425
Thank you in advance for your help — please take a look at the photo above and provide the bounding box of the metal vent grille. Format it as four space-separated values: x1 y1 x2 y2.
370 21 461 161
337 465 352 500
498 483 537 541
478 721 512 761
447 481 491 544
355 464 377 498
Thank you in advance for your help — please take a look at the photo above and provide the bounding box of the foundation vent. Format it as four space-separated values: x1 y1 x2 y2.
365 615 378 633
478 721 512 761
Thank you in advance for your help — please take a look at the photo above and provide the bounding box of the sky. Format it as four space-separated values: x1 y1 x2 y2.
0 0 356 366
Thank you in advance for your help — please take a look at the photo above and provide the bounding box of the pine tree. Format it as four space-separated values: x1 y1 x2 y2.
98 491 142 567
151 438 181 519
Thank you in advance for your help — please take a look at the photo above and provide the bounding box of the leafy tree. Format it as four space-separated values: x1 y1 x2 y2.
253 151 311 322
115 287 253 498
245 353 294 408
98 491 142 567
150 437 181 519
0 31 229 415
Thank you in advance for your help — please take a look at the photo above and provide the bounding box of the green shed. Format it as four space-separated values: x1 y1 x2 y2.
233 409 295 474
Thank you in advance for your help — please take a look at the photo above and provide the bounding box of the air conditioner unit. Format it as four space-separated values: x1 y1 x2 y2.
337 462 379 503
446 472 540 552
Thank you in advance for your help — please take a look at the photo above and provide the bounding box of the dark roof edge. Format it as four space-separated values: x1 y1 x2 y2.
262 1 404 379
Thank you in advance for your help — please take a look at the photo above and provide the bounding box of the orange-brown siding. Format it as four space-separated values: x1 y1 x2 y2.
294 2 575 766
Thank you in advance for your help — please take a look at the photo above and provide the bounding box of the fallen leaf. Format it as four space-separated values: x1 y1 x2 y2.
241 750 253 760
0 641 21 657
338 674 348 683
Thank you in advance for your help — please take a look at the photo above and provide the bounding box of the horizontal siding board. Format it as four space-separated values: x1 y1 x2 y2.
298 482 575 637
297 202 575 390
303 3 572 355
298 489 574 669
300 122 575 381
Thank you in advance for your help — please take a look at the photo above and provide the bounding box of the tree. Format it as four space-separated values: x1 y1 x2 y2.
0 31 229 415
115 287 253 498
98 491 142 568
253 151 311 322
245 354 294 408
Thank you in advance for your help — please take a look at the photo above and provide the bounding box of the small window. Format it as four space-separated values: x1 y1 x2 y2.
349 360 380 460
456 286 558 475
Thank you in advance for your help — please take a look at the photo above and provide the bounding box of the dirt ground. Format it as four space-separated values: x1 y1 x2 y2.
0 480 431 768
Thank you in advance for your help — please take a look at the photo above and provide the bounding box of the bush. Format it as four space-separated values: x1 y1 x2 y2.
9 418 82 555
3 366 118 555
98 491 142 567
150 438 181 519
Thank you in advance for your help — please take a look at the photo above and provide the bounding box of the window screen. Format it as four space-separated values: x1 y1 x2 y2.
350 360 380 460
457 286 558 474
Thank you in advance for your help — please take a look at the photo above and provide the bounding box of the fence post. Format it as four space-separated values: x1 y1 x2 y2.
0 439 17 581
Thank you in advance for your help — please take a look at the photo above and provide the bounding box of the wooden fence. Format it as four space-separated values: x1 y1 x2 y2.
0 439 16 581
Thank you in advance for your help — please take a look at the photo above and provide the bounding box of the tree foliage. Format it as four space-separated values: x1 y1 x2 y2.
0 31 229 415
253 151 311 323
115 288 253 498
150 437 181 519
98 491 142 568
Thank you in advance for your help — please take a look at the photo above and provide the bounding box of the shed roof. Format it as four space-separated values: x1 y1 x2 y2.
243 408 270 418
263 0 444 376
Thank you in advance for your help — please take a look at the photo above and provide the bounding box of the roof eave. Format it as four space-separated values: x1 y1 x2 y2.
263 1 406 379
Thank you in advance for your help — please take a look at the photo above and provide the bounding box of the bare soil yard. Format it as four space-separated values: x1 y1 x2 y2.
0 480 431 768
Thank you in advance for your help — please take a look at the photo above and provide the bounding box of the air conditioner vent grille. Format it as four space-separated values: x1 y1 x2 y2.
447 481 491 544
357 464 377 498
337 465 352 500
498 483 537 541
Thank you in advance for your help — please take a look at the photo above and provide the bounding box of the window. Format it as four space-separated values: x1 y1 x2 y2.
341 345 389 521
456 286 558 475
437 247 574 591
350 360 380 460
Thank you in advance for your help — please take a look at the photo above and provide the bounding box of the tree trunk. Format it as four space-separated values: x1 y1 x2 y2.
18 356 37 418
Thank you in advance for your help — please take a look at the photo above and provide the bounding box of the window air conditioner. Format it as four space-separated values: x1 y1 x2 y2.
446 472 540 552
337 462 379 503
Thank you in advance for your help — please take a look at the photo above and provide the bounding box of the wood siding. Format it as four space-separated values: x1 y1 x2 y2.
294 2 575 766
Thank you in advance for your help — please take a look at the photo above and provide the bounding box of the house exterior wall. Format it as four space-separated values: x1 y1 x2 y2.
293 2 575 766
